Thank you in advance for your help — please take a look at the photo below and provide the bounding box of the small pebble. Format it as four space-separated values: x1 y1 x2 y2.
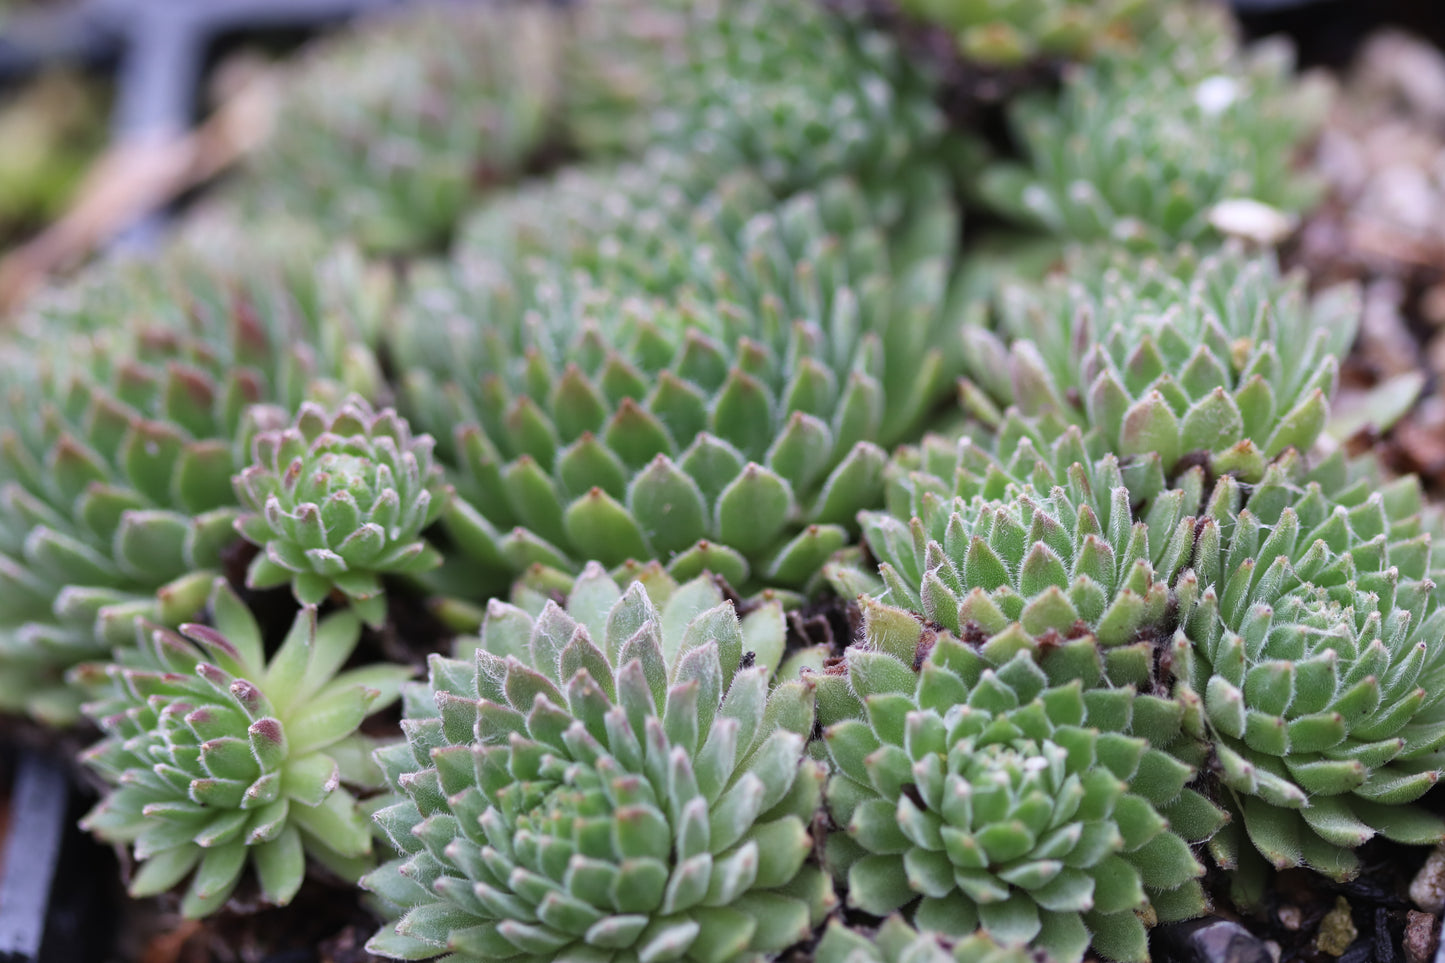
1411 845 1445 913
1318 896 1358 957
1208 198 1297 245
1277 905 1303 931
1403 910 1439 963
1155 918 1273 963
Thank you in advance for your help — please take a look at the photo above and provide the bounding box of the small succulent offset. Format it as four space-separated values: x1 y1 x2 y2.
975 34 1329 248
820 603 1211 963
959 246 1358 479
77 580 412 917
234 397 448 628
1169 462 1445 887
364 564 832 963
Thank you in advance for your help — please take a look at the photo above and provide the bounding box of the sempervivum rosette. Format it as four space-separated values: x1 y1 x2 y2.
1170 460 1445 888
959 246 1358 480
76 579 411 917
0 252 379 724
400 174 966 596
820 603 1212 963
234 397 448 627
363 563 832 962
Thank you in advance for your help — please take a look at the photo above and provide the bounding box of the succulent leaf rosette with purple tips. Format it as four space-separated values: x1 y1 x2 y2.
77 579 413 917
234 396 448 627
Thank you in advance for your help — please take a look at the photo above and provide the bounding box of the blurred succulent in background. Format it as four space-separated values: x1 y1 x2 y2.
396 173 968 597
820 601 1213 963
364 563 831 962
1171 461 1445 892
565 0 949 195
234 397 447 628
0 254 381 724
233 4 564 255
975 34 1330 248
77 580 411 917
892 0 1155 66
959 245 1359 479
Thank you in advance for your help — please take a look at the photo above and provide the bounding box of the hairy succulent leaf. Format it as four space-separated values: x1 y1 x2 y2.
814 915 1041 963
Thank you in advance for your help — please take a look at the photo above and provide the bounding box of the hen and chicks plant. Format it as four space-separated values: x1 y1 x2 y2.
2 0 1434 961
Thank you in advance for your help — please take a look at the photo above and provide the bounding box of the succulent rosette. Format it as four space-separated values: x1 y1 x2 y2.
363 563 831 962
975 32 1329 248
234 397 448 627
76 579 412 917
959 246 1359 480
235 4 563 254
1169 460 1445 886
400 174 966 595
564 0 948 195
820 602 1212 963
0 254 379 724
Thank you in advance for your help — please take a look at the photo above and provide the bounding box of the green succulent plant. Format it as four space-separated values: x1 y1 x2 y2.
363 563 831 962
894 0 1155 67
0 255 381 724
1169 461 1445 887
819 601 1212 963
234 396 448 628
398 173 967 596
234 4 563 255
814 915 1039 963
959 245 1359 479
975 35 1329 248
76 579 412 917
565 0 948 195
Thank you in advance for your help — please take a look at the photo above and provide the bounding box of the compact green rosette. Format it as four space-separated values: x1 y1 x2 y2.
234 397 448 627
77 580 412 917
1170 462 1445 888
405 175 965 596
820 602 1211 963
960 246 1358 480
363 564 832 963
976 35 1328 248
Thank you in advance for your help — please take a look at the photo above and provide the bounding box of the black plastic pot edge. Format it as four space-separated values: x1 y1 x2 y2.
0 750 113 963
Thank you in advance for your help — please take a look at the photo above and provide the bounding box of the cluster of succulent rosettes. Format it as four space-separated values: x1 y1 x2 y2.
401 176 966 595
975 31 1329 248
814 915 1040 963
234 397 448 628
1166 465 1445 885
235 3 563 255
893 0 1155 67
819 602 1216 963
77 580 412 918
0 257 380 725
565 0 948 195
960 245 1359 480
364 563 830 963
